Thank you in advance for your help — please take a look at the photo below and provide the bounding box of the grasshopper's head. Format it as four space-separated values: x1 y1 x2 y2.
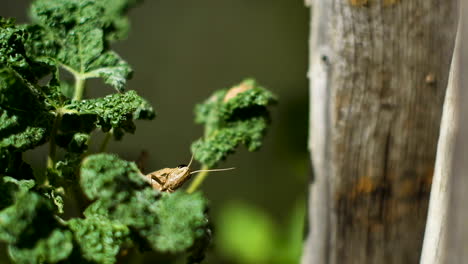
162 155 195 191
170 163 192 180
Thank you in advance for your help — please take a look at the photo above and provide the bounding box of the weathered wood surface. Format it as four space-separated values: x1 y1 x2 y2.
445 3 468 262
303 1 459 263
302 0 332 263
419 22 459 264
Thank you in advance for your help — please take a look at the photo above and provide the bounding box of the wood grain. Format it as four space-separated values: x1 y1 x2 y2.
303 1 459 263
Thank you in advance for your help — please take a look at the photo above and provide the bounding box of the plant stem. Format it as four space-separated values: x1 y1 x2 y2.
46 111 62 171
73 76 86 101
186 165 210 193
187 121 215 193
54 215 68 226
47 73 85 179
99 130 113 152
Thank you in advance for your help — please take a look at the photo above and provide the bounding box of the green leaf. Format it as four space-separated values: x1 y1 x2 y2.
38 186 65 214
149 191 209 252
55 132 89 153
0 108 51 151
0 18 63 107
81 154 211 257
46 152 82 189
0 18 52 87
0 189 72 263
80 153 148 201
88 190 210 256
8 229 73 264
99 0 143 42
219 80 277 121
101 188 159 232
0 69 54 153
29 0 135 92
192 79 276 167
0 18 31 73
68 215 130 264
0 176 35 210
61 90 155 136
217 202 278 264
0 192 56 245
84 51 132 91
59 80 74 99
192 117 268 167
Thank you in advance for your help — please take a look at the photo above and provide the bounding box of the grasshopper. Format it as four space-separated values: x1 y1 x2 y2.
144 155 234 192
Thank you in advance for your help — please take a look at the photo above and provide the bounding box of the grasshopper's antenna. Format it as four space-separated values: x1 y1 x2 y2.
190 167 235 174
187 153 195 168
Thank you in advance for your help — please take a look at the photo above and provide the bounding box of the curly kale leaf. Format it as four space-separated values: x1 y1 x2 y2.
80 153 148 201
100 0 143 42
61 90 155 135
0 18 53 88
0 69 54 153
0 70 52 179
86 191 210 256
192 79 276 167
55 132 89 153
0 107 51 151
192 117 269 168
8 229 73 264
0 177 35 210
0 18 63 107
80 154 211 257
68 215 130 264
46 153 82 190
0 25 56 153
0 187 72 263
150 191 209 253
0 18 33 77
37 186 65 214
29 0 136 92
0 192 57 245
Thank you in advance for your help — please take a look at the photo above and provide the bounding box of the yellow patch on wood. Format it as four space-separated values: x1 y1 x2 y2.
356 176 375 193
349 0 368 6
383 0 399 6
349 176 376 199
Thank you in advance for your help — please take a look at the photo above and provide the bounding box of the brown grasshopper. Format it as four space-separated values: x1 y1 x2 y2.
144 155 234 192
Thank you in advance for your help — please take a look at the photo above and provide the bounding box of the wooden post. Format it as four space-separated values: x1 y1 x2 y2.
303 1 459 263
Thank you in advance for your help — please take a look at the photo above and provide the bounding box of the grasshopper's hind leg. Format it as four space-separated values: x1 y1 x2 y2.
145 168 171 191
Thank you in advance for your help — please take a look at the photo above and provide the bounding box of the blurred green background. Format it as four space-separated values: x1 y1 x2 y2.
2 1 309 263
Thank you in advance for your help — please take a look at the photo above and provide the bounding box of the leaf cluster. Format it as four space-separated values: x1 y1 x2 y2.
192 79 277 167
0 0 277 263
62 90 155 139
80 154 210 262
0 177 73 264
0 0 203 262
28 0 135 92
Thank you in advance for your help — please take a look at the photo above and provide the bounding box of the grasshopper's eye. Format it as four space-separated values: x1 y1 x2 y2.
177 164 187 169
